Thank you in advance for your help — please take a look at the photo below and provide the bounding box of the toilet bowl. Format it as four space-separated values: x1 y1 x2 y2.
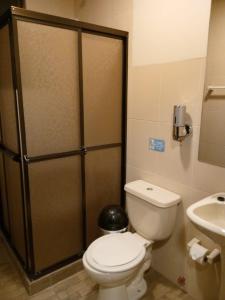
83 232 151 300
83 180 181 300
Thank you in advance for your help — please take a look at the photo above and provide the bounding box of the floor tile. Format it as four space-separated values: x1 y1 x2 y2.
0 238 193 300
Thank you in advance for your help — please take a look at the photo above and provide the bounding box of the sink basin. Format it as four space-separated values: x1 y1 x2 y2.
187 193 225 300
187 193 225 242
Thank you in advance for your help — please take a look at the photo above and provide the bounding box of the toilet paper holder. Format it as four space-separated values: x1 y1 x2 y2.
187 238 220 264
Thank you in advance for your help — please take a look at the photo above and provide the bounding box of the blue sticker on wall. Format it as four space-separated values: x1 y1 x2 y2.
149 138 165 152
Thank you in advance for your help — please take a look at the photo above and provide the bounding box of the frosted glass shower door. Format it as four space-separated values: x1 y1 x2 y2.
28 157 83 271
85 148 122 245
17 20 83 272
82 33 123 147
17 21 81 156
82 33 124 245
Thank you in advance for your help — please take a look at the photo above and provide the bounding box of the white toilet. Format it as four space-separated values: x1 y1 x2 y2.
83 180 181 300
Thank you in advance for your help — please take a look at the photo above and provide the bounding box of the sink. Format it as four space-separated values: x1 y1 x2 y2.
187 193 225 300
187 193 225 242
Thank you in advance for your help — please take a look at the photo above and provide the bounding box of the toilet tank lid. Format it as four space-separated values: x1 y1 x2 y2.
124 180 181 208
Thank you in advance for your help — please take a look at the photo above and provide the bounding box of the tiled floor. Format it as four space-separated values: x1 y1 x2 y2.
0 238 193 300
142 270 193 300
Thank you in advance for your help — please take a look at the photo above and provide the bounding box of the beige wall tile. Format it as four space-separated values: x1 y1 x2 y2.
159 59 205 125
129 64 162 121
155 123 195 186
127 118 197 186
128 119 162 173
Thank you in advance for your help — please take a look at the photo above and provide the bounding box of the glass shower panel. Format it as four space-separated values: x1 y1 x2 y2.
4 155 26 262
0 154 10 233
85 147 121 245
17 21 80 156
0 25 19 153
82 33 123 147
28 156 83 272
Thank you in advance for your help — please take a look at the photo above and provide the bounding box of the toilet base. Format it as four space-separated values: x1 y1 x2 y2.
96 278 147 300
127 278 147 300
127 245 152 300
98 284 128 300
84 237 153 300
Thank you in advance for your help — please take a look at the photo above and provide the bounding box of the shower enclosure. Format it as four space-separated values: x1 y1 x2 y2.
0 7 127 279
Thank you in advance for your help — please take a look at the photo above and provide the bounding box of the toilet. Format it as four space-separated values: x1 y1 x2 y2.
83 180 181 300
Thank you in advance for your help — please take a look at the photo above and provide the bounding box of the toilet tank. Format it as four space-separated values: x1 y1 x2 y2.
124 180 181 241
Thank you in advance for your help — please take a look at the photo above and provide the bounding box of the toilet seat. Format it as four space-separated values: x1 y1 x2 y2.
85 232 146 273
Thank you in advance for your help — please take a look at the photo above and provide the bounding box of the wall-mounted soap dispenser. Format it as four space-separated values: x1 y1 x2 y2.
173 105 192 142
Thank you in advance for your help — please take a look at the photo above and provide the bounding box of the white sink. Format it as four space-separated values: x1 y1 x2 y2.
187 193 225 300
187 193 225 242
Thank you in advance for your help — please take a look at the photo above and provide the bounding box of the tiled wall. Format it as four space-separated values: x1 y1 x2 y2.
127 58 221 300
127 1 223 299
